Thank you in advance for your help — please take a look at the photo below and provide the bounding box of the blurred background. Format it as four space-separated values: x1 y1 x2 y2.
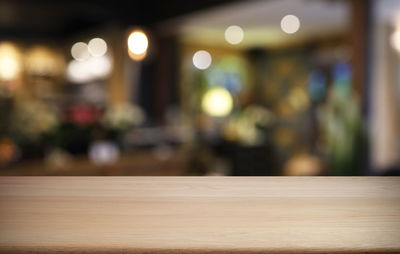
0 0 399 176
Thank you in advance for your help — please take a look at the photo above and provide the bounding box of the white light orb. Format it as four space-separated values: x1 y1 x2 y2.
67 55 112 83
202 87 233 117
224 25 244 45
89 141 119 165
67 60 91 83
192 50 212 70
127 31 148 55
281 15 300 34
87 55 112 78
71 42 90 61
88 38 107 57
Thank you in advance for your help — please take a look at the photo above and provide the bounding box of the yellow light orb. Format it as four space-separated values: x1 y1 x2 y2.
0 42 21 81
127 30 148 61
390 30 400 52
0 57 19 81
202 87 233 117
224 25 244 45
281 15 300 34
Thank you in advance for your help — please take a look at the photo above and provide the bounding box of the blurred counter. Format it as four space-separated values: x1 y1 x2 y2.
0 148 188 176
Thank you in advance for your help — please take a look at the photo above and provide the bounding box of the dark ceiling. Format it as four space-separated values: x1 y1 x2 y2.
0 0 239 40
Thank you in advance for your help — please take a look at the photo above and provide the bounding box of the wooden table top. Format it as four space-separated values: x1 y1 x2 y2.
0 177 399 253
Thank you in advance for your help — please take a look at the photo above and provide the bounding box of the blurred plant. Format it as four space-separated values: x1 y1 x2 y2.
222 105 275 146
64 103 101 127
318 92 363 175
101 103 145 131
205 55 248 95
11 100 59 142
318 62 365 175
44 148 73 171
47 103 103 155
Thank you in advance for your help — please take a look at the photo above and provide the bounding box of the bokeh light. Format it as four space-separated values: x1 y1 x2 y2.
0 56 19 81
89 141 119 165
128 31 148 54
25 46 65 76
280 15 300 34
193 50 212 70
67 55 112 83
71 42 90 61
88 38 107 57
67 60 90 83
390 30 400 52
87 55 112 78
127 30 148 61
224 25 244 45
0 42 21 81
201 87 233 117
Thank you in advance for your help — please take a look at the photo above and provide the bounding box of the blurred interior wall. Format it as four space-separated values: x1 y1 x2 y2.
108 27 141 105
371 0 400 171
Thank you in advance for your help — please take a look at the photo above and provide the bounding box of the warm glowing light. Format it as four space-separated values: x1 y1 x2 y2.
390 30 400 52
88 38 107 57
281 15 300 34
202 87 233 117
0 42 21 81
224 25 244 45
71 42 90 61
67 55 112 83
127 30 149 61
0 57 19 81
193 50 212 70
25 46 65 76
68 39 112 82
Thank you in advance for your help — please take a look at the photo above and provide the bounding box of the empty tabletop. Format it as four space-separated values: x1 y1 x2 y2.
0 177 400 253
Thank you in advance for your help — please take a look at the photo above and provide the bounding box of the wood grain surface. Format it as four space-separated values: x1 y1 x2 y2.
0 177 399 253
